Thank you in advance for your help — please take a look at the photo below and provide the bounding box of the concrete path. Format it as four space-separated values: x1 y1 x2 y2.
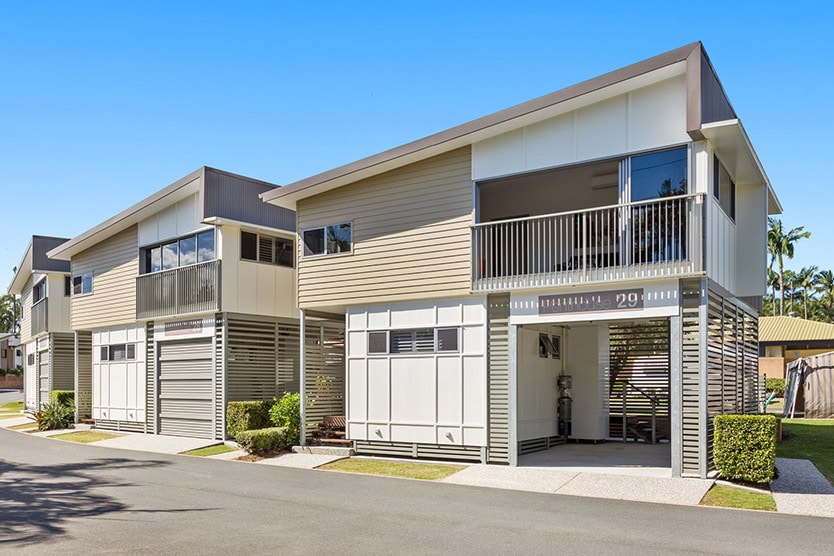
91 432 219 455
442 464 713 506
772 457 834 518
257 452 346 469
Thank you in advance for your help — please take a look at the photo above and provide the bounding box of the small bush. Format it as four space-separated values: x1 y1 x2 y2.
235 427 290 455
269 392 301 444
713 414 776 484
50 390 75 407
36 401 75 431
766 378 785 397
226 400 272 439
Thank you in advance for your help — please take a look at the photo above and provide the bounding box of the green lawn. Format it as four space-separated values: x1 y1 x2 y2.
8 422 38 430
1 400 24 411
700 485 776 511
319 458 464 481
50 430 121 444
181 444 238 457
778 419 834 485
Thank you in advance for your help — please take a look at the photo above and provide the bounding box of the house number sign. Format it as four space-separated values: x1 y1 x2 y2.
538 288 644 315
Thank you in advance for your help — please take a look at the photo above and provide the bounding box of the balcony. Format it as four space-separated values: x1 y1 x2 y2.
136 260 221 320
31 298 47 336
472 194 704 292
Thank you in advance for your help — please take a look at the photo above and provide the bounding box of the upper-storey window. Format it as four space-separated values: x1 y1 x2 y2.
32 280 46 305
73 273 93 295
713 155 736 221
241 231 294 267
302 223 352 257
630 147 688 202
64 276 71 296
142 230 215 274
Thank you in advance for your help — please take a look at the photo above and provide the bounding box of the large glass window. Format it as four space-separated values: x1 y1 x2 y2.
141 229 216 274
303 223 352 257
630 147 688 202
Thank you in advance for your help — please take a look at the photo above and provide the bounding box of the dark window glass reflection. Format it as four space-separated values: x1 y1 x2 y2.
631 147 687 202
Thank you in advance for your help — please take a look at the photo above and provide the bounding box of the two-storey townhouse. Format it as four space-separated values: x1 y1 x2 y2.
8 235 73 411
47 167 344 440
262 42 782 478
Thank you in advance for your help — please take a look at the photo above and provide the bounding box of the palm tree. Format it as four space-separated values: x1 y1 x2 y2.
817 270 834 309
796 266 819 320
767 268 779 315
768 218 811 315
783 269 798 316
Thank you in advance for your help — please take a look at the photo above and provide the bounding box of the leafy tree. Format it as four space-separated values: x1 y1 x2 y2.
767 218 810 315
0 294 20 333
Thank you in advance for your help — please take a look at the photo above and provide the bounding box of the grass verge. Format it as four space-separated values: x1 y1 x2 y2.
1 400 24 411
700 485 776 511
319 458 464 481
8 422 38 430
50 430 121 444
778 419 834 485
181 444 237 457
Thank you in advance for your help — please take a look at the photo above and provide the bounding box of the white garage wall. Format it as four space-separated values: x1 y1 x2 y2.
472 75 688 181
517 326 563 441
346 297 488 447
24 341 38 409
92 324 146 422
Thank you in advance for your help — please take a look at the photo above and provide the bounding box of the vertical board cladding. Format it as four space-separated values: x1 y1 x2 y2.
215 314 225 440
76 331 93 419
296 147 474 308
71 225 139 330
680 279 703 476
487 294 511 464
203 168 296 232
50 333 75 391
145 322 155 433
92 325 147 424
345 298 486 449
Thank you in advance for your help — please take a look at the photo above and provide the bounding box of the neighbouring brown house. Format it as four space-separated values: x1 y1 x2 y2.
759 316 834 379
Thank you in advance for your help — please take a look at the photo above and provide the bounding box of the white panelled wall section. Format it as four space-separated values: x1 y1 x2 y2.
347 297 488 448
92 325 146 422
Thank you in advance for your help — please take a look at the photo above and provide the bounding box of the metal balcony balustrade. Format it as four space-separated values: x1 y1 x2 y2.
136 259 220 319
472 193 704 291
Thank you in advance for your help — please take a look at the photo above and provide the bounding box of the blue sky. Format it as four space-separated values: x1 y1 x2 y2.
1 1 832 286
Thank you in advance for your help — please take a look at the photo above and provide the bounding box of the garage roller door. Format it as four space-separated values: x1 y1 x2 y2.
158 339 214 438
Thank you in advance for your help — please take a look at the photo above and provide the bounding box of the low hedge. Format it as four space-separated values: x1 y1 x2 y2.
236 427 291 455
50 390 75 408
766 378 785 397
713 414 776 484
226 400 272 439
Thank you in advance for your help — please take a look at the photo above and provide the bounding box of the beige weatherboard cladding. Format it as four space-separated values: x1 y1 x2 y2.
296 147 473 309
71 225 139 330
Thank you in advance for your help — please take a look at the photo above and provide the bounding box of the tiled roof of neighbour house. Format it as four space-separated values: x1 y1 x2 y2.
759 316 834 343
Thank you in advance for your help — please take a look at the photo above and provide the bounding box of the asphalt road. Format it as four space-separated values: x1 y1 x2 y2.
1 428 832 555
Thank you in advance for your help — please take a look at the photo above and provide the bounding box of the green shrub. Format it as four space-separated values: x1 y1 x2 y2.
766 378 785 397
50 390 75 407
226 400 272 439
36 401 75 431
713 414 776 484
269 392 301 444
235 427 290 455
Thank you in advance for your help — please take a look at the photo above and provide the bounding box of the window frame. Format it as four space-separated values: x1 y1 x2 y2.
240 230 294 268
140 229 217 275
32 279 46 305
712 154 736 221
301 222 353 258
73 272 93 296
367 326 460 355
100 343 136 362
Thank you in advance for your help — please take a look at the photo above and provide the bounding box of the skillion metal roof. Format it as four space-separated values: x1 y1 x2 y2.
759 316 834 343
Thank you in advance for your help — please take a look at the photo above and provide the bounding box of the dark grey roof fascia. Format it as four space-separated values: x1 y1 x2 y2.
202 168 294 232
32 236 71 273
261 42 704 205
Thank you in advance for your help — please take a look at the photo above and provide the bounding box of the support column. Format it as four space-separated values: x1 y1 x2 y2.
669 315 682 478
508 323 518 467
299 308 306 447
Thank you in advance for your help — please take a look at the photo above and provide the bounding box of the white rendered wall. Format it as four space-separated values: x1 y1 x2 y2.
138 192 201 246
472 75 688 181
565 324 609 440
46 273 71 332
218 226 296 319
92 324 146 422
735 184 767 298
517 326 563 441
346 297 488 447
